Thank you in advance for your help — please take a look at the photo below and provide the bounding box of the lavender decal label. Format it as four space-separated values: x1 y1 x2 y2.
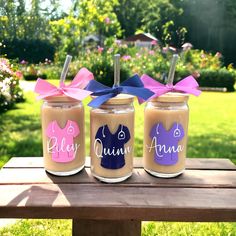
147 122 184 165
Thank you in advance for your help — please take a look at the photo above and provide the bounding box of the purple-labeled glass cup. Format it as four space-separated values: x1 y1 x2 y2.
143 92 189 178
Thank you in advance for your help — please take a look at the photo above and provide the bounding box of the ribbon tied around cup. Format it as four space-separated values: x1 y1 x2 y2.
34 67 94 101
86 74 154 108
141 74 201 99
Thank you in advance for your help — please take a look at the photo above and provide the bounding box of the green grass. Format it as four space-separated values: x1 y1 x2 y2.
0 219 71 236
0 87 236 235
1 220 236 236
142 222 236 236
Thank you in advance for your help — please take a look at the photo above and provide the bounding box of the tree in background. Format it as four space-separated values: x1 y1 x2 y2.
50 16 82 62
1 0 236 65
115 0 186 47
0 1 20 39
176 0 236 65
50 0 122 62
72 0 122 43
0 0 55 40
0 0 60 62
141 0 184 45
114 0 146 37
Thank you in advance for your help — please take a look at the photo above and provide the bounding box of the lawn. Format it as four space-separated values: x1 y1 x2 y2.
0 87 236 235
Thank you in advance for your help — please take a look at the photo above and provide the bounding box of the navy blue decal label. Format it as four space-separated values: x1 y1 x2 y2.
94 124 131 169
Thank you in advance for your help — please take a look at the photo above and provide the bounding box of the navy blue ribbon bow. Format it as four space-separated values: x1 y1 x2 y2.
86 74 154 108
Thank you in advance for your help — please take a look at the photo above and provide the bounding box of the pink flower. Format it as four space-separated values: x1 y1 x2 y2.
104 17 111 24
215 52 222 58
0 59 13 75
149 50 155 55
136 53 141 58
162 47 169 53
97 46 104 53
15 71 23 79
20 60 28 65
122 55 131 61
151 40 157 45
201 53 206 58
115 40 121 46
108 48 113 53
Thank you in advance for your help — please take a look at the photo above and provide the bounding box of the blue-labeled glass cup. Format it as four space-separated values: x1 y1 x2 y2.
90 94 134 183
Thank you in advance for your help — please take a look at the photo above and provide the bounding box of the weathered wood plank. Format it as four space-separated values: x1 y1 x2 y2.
0 168 236 188
72 220 141 236
3 157 236 170
0 184 235 221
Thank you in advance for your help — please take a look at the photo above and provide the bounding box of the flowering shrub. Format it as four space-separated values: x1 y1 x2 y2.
0 58 24 112
20 40 236 90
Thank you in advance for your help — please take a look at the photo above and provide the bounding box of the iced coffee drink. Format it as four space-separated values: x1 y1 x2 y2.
90 95 134 183
143 93 189 178
41 96 85 176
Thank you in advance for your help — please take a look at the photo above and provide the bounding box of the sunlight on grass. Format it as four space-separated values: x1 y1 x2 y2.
142 222 236 236
0 219 71 236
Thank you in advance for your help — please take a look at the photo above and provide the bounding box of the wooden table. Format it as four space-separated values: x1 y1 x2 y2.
0 157 236 236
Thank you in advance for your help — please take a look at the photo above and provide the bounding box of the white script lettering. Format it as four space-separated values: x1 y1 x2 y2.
146 137 184 157
94 138 131 158
47 137 80 155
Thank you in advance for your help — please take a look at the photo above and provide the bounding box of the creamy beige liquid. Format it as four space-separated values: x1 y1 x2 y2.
41 99 85 174
143 94 189 176
90 97 134 181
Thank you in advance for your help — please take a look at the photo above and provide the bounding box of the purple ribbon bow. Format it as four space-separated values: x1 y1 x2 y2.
141 74 201 99
85 74 154 108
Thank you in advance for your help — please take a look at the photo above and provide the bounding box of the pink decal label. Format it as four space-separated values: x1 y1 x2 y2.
46 120 80 163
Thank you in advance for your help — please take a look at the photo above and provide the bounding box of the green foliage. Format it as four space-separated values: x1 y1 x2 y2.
176 0 236 65
20 43 236 91
1 39 55 63
140 0 186 46
0 58 24 112
73 0 122 38
0 0 52 41
176 50 236 91
2 0 236 66
197 69 235 91
50 0 122 63
114 0 146 37
49 16 83 62
114 0 186 46
70 51 130 86
0 1 58 63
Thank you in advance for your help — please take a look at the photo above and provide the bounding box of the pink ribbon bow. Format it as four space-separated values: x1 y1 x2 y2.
141 74 201 99
34 68 94 100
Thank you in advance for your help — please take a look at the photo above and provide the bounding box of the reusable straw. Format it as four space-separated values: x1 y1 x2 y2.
113 54 120 87
166 54 179 85
60 55 72 84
